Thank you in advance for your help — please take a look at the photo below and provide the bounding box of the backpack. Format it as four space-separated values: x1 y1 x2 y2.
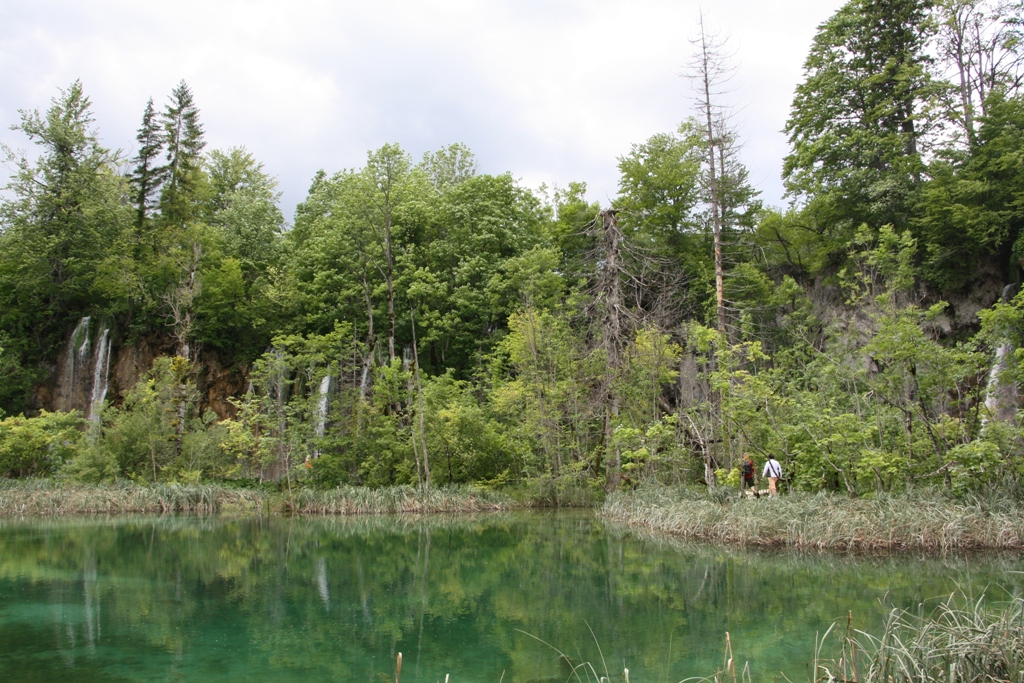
741 460 752 477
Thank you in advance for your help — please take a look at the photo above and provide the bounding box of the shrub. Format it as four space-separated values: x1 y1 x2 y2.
0 410 84 477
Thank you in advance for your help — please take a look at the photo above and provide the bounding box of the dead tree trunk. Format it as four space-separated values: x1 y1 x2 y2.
165 241 202 463
600 209 624 491
695 19 726 337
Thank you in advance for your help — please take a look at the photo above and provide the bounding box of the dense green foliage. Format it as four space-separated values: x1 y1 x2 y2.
1 0 1023 496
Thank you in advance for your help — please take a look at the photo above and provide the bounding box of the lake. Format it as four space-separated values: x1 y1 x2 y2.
0 511 1021 682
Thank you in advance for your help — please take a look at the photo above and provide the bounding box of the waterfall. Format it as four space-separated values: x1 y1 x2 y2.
315 374 331 439
87 328 111 422
59 317 92 411
983 284 1020 424
312 373 331 459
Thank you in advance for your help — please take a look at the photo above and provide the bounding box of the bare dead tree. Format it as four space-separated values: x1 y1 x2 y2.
583 208 692 489
597 209 625 490
165 241 202 361
937 0 1024 148
164 240 202 460
688 12 738 337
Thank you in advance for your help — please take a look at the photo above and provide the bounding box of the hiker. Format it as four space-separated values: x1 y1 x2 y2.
740 453 757 498
762 454 782 496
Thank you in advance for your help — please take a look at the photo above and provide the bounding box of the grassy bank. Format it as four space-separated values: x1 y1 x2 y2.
0 480 514 516
602 486 1024 550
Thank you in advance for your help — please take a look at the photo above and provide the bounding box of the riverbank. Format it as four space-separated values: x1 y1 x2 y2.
602 486 1024 551
0 480 513 516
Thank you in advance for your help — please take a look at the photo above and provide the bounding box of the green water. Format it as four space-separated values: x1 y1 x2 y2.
0 512 1021 683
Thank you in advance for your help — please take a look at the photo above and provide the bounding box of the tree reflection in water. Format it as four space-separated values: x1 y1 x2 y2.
0 512 1020 683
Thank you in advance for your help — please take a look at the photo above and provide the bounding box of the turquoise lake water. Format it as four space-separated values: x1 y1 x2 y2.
0 512 1021 682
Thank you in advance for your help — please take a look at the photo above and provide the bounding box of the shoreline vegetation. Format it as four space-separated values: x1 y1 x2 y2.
7 479 1024 554
601 486 1024 551
0 480 514 517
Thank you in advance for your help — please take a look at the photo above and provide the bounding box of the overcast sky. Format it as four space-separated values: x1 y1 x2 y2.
0 0 845 222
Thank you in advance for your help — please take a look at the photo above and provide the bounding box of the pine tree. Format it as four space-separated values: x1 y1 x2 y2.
129 98 165 230
783 0 936 232
159 80 205 228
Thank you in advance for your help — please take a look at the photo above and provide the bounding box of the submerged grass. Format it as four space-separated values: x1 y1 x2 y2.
0 479 513 516
603 486 1024 550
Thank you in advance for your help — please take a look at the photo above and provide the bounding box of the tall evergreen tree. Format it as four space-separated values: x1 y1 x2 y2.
783 0 936 232
159 80 205 228
129 97 165 230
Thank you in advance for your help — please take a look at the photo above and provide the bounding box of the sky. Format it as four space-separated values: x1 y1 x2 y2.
0 0 846 222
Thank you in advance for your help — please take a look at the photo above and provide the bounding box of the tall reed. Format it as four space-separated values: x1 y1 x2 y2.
0 479 266 515
0 480 511 516
811 590 1024 683
603 486 1024 550
290 484 512 515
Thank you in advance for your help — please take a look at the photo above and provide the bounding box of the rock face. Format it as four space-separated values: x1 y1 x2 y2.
197 351 249 420
45 320 249 421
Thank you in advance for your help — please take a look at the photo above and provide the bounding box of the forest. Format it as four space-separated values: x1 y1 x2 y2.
1 0 1023 499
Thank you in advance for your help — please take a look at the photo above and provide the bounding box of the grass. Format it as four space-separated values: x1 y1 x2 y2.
288 484 512 514
0 478 266 515
539 590 1024 683
0 479 514 516
602 485 1024 550
809 589 1024 683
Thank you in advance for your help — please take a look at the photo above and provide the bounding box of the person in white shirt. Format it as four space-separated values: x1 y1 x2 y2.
762 454 782 496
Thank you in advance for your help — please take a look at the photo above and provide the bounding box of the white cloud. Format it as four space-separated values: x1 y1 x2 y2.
0 0 844 219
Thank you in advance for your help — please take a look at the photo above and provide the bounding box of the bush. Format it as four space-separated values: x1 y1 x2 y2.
0 410 84 478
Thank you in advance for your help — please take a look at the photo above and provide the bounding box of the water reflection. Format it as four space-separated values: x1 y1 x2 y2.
0 512 1020 683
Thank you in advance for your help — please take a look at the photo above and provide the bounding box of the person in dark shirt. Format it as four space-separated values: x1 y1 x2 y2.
740 453 757 498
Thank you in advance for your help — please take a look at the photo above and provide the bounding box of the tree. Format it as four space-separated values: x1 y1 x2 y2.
204 147 284 283
784 0 936 232
935 0 1024 148
129 97 165 231
159 80 206 228
615 131 702 241
915 92 1024 289
362 144 411 364
688 13 734 335
0 81 131 413
420 143 477 191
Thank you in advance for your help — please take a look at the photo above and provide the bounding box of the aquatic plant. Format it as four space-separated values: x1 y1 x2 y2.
603 486 1024 550
810 590 1024 683
0 479 512 516
290 484 512 514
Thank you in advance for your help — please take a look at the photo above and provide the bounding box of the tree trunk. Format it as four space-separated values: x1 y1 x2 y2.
600 209 624 491
359 268 375 402
411 308 430 492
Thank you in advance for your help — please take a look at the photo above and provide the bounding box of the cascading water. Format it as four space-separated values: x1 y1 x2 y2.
313 373 331 459
57 316 115 418
983 284 1020 425
315 374 331 439
58 317 92 413
88 327 112 422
